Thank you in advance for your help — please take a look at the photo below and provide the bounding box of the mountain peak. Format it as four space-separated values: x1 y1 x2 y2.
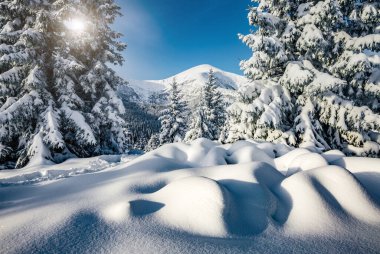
174 64 222 78
126 64 248 102
190 64 220 72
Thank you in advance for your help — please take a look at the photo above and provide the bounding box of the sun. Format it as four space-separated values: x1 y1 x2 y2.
64 18 86 33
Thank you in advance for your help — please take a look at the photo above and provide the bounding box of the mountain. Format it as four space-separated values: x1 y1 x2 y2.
116 65 248 149
122 64 248 107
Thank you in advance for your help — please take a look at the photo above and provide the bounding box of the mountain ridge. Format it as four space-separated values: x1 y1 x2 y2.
122 64 248 104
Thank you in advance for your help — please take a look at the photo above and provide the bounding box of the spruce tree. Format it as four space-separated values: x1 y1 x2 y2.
185 69 226 142
158 79 187 145
184 105 211 142
223 81 293 144
0 1 54 167
226 0 380 156
203 69 226 139
146 133 160 152
0 0 129 168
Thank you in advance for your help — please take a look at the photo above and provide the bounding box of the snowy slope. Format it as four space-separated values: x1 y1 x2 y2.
124 64 248 106
1 139 380 253
0 155 138 186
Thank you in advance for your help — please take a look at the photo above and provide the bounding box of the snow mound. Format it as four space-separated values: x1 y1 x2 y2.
278 166 380 234
1 139 380 253
145 176 228 236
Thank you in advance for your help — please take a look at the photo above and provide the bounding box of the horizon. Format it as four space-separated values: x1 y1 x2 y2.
127 63 243 81
113 0 252 80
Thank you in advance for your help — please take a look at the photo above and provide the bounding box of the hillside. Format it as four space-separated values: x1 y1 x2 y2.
124 64 248 107
116 65 249 149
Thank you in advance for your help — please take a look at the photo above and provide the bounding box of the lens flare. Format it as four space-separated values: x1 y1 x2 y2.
64 18 86 33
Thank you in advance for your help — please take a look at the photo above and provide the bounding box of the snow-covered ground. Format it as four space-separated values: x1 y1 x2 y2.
1 139 380 253
0 154 139 186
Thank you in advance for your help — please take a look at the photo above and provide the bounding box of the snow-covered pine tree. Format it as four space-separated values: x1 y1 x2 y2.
120 98 160 151
184 105 210 142
53 0 130 156
158 79 187 145
185 69 226 142
0 0 129 168
0 1 54 167
223 80 294 144
228 0 380 156
146 133 160 152
203 69 226 139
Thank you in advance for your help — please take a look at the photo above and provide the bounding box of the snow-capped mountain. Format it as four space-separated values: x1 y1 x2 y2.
122 64 248 106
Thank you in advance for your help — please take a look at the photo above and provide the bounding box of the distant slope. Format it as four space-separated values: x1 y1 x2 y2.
116 64 248 149
123 64 248 106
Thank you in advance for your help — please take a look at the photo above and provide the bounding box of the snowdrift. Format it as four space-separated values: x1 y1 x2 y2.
1 139 380 253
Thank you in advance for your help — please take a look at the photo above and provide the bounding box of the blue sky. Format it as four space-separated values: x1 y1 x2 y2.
113 0 252 80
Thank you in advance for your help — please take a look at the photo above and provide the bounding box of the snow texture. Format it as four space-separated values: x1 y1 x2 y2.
1 139 379 253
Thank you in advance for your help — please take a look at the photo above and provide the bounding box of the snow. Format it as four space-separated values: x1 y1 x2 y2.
125 64 248 105
0 66 24 84
147 176 227 236
346 34 380 51
226 80 292 143
364 50 380 65
297 24 326 50
280 62 314 93
26 129 55 167
297 3 312 17
61 104 97 145
42 105 65 150
0 93 34 122
0 139 379 253
0 154 133 186
306 68 346 95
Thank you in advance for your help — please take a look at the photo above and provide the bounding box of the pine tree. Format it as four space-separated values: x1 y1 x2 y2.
0 0 129 168
146 133 160 152
223 81 294 144
119 98 160 151
184 105 210 142
158 79 187 145
203 69 226 139
228 0 380 156
0 1 53 167
185 69 226 142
